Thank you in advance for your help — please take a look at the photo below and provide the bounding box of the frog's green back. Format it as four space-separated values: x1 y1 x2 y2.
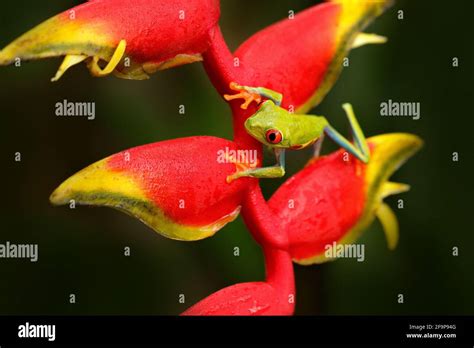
245 101 328 149
288 114 327 148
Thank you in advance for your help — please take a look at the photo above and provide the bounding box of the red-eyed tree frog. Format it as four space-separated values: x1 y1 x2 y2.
224 82 370 183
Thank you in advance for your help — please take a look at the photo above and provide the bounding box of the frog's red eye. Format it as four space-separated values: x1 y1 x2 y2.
265 129 283 144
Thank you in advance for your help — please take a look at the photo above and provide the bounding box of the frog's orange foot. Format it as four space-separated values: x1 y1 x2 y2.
226 173 237 184
224 82 262 110
226 164 251 184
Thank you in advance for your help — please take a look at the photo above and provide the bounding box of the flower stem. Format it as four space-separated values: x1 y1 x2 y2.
241 183 289 250
204 25 295 314
242 183 295 314
202 26 237 96
263 246 295 314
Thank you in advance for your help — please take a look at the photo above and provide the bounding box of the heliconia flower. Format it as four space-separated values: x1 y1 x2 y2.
1 0 422 317
234 0 393 112
268 133 423 265
0 0 220 81
49 136 257 241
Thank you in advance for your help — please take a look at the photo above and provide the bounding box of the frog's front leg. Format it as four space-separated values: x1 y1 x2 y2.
227 149 286 183
224 82 283 109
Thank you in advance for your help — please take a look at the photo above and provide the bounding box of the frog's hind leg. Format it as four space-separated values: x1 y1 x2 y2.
88 39 127 77
324 103 370 163
342 103 370 159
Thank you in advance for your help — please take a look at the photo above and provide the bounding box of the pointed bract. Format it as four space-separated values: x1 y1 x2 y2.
268 133 422 264
235 0 393 112
50 136 256 241
0 0 220 80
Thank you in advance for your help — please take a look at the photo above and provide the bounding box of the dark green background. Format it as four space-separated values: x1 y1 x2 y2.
0 0 472 315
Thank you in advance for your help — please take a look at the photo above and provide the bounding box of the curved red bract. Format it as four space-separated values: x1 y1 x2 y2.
269 150 366 261
63 0 221 64
235 3 340 110
267 133 423 264
0 0 221 80
107 136 254 226
268 151 366 259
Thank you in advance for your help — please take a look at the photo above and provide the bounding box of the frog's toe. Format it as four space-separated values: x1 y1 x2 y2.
224 82 262 110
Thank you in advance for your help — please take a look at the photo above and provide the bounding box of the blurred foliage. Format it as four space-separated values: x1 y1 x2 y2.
0 0 472 315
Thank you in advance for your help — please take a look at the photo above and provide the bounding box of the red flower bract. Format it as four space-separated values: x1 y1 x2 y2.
234 0 393 112
269 134 423 264
50 136 256 241
70 0 220 67
0 0 221 80
235 3 339 111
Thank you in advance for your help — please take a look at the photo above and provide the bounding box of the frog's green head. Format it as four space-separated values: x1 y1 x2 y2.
244 100 295 149
245 100 316 149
